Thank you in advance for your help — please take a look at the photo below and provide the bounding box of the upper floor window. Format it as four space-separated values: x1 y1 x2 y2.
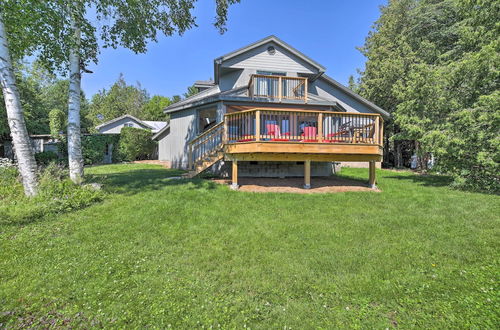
255 71 286 98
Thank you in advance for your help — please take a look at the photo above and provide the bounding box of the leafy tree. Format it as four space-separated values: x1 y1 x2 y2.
87 74 149 130
49 108 65 137
171 95 182 104
358 0 499 191
1 0 240 187
119 127 156 161
183 85 199 99
142 95 172 121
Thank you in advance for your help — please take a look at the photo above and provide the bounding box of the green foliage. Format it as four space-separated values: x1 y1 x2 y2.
358 0 500 191
183 84 199 99
0 64 91 138
0 0 240 75
0 163 104 224
41 79 92 133
0 164 498 327
81 134 121 165
34 151 59 166
118 127 156 161
142 95 172 121
48 108 65 137
87 74 149 130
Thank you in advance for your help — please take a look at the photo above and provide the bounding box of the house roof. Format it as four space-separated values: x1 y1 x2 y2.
214 35 326 83
194 80 215 88
164 85 347 114
163 36 389 118
319 74 390 118
151 123 170 140
95 114 168 133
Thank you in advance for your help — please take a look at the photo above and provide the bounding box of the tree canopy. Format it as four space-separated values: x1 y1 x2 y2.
357 0 499 191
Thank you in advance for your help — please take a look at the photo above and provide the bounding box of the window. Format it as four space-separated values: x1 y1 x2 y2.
256 71 286 97
124 123 133 127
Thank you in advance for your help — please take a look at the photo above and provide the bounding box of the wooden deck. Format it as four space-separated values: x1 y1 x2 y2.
187 108 384 189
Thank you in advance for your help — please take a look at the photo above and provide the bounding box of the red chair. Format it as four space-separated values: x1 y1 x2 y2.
266 124 280 137
265 124 290 141
301 126 317 142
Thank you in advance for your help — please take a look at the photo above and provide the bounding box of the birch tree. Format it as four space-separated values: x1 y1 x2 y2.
67 3 84 183
0 15 38 195
63 0 240 183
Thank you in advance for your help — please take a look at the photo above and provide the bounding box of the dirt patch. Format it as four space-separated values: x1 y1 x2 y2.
213 176 380 194
132 160 171 168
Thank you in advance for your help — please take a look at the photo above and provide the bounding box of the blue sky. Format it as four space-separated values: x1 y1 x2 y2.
82 0 386 99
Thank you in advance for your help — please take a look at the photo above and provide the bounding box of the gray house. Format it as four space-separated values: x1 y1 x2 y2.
96 114 168 135
95 114 168 162
153 36 389 188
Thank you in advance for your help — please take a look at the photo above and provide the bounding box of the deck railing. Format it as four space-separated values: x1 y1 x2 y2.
224 109 383 145
248 74 308 101
188 122 224 169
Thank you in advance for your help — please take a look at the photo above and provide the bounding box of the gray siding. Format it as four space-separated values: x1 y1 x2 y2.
98 118 148 134
158 108 197 169
310 78 375 114
221 42 318 75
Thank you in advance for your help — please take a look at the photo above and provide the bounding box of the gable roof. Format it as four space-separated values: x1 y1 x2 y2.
214 35 326 83
95 114 168 133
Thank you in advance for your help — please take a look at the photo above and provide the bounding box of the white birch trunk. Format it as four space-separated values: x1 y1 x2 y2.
67 14 83 184
0 14 38 196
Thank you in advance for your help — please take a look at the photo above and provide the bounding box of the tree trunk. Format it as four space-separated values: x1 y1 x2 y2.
395 140 403 168
0 14 38 196
67 14 83 184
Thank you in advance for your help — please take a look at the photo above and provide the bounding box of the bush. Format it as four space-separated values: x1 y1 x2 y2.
34 151 59 165
118 127 156 161
0 163 105 224
82 134 121 165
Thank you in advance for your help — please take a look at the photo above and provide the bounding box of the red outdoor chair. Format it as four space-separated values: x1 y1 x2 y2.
265 124 290 141
301 126 317 142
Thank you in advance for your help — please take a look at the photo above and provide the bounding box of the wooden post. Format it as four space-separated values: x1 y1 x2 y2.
223 117 228 144
231 160 239 190
369 160 376 189
374 116 380 145
317 112 323 143
278 76 282 101
188 144 193 170
304 79 308 102
379 118 384 146
304 160 311 189
255 110 261 141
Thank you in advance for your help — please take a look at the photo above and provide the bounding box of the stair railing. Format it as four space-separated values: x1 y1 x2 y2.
188 122 224 170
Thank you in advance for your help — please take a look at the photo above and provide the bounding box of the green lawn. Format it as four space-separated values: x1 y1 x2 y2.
1 164 498 328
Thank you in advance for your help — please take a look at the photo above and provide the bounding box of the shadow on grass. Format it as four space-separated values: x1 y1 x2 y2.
384 173 453 188
87 168 219 195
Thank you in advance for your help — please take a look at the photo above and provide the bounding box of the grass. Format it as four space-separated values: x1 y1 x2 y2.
0 163 498 328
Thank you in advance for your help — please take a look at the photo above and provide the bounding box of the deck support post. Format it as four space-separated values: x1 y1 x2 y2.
231 160 239 190
369 161 376 189
304 160 311 189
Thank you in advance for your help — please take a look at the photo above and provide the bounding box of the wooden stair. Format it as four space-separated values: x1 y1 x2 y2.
183 150 224 178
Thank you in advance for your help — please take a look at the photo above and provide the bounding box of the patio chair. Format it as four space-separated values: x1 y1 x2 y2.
301 126 317 142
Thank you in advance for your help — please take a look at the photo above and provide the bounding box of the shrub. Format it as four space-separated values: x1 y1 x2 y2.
82 134 121 165
118 127 156 161
34 151 59 165
0 163 105 224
